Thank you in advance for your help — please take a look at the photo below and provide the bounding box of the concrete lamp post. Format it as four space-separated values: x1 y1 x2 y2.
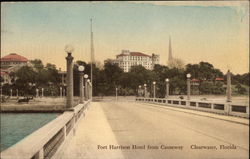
41 88 44 97
144 84 147 98
65 45 74 109
60 87 62 98
84 74 88 101
116 87 118 101
87 79 91 100
226 70 232 102
36 88 39 98
138 85 142 97
165 78 169 99
78 65 85 103
10 89 12 97
153 81 156 99
88 79 92 100
187 73 191 100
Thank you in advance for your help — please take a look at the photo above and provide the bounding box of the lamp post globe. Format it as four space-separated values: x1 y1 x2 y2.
166 78 169 82
64 45 74 53
186 73 191 78
87 79 90 83
84 74 88 79
139 85 141 88
153 81 156 85
144 84 147 87
78 65 85 72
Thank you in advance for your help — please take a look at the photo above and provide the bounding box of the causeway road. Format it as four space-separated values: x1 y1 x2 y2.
54 101 249 159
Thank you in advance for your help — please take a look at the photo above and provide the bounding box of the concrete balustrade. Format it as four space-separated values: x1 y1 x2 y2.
1 100 91 159
136 97 249 118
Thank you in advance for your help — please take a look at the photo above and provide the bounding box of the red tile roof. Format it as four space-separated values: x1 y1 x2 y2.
215 77 224 81
191 78 200 82
117 52 151 57
1 53 28 62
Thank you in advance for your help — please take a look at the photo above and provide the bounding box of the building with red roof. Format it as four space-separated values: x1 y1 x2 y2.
0 53 29 84
110 50 159 72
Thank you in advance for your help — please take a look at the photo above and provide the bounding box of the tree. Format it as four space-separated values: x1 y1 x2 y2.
168 58 185 69
235 83 247 94
30 59 44 71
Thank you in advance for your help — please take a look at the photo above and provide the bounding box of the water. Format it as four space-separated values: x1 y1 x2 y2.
0 113 60 151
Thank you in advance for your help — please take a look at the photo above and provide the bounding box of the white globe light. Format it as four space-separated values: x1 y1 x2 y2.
166 78 169 82
153 81 156 85
139 85 141 88
187 73 191 78
64 45 74 53
84 74 88 78
78 65 84 72
87 79 90 82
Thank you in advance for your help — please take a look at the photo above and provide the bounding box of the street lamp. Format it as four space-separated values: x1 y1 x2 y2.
65 45 74 109
10 89 12 97
138 85 142 97
144 84 147 98
116 87 118 101
87 79 91 100
84 74 88 100
186 73 191 100
41 88 44 97
78 65 85 103
226 70 232 102
153 81 156 99
165 78 169 98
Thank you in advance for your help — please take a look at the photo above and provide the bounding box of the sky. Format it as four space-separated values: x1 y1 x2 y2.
1 1 249 74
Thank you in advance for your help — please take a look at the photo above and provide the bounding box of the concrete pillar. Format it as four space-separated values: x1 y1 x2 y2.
41 88 44 97
82 86 85 101
79 73 84 103
226 70 232 102
116 87 118 101
153 81 156 99
86 80 91 100
85 79 88 101
60 87 62 98
16 89 18 97
187 77 191 100
66 52 74 109
165 79 169 98
144 84 147 98
10 89 12 97
36 88 39 98
34 148 44 159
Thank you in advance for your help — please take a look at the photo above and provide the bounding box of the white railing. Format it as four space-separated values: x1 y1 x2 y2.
136 97 249 118
1 100 91 159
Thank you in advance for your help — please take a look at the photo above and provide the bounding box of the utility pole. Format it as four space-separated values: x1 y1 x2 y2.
90 18 95 98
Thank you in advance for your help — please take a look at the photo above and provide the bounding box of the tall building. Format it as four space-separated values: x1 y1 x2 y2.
110 50 159 72
0 53 29 84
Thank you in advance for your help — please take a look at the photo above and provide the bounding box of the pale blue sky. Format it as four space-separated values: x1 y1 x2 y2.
1 1 249 74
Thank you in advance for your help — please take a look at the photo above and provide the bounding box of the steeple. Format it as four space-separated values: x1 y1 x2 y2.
168 36 173 64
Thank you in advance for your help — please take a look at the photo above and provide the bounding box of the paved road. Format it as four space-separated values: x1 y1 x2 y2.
56 101 249 159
